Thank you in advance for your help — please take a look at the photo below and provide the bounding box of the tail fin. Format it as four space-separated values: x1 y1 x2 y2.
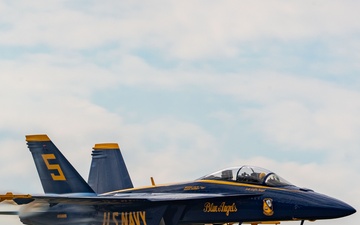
88 143 133 193
26 134 95 194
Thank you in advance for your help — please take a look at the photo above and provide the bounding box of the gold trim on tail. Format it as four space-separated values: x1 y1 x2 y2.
26 134 50 142
93 143 120 150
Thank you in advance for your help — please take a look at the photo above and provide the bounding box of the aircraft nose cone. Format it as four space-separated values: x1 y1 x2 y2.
324 198 356 218
294 192 356 220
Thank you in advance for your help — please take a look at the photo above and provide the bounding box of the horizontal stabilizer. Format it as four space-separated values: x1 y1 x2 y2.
0 192 32 203
0 211 18 215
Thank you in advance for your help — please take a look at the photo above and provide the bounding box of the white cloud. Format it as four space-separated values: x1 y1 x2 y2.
230 75 360 154
1 1 360 60
62 51 360 157
117 118 220 185
87 57 360 158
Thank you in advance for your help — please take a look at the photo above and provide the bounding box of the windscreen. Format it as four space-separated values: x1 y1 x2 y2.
199 165 293 187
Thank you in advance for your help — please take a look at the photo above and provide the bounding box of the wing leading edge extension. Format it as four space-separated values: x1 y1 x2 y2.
14 192 262 206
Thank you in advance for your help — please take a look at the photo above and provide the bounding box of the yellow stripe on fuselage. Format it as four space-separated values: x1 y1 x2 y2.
103 179 300 195
198 180 300 192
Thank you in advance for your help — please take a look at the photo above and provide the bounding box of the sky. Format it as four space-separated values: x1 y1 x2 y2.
0 0 359 224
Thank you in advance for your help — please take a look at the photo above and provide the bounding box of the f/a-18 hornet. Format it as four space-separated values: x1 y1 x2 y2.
0 134 356 225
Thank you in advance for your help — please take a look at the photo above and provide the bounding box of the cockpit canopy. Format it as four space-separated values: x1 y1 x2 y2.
198 165 293 187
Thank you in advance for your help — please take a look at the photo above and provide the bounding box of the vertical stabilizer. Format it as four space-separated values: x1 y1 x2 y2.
26 134 95 194
88 143 133 193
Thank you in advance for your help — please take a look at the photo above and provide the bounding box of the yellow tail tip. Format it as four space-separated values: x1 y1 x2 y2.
26 134 50 142
93 143 120 150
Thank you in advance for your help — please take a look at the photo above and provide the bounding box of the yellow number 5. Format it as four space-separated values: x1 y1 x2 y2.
42 154 66 181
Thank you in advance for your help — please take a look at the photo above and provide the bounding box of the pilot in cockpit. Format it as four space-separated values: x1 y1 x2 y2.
237 172 266 184
221 170 233 181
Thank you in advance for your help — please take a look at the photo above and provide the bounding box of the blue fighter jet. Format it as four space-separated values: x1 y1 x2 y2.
0 134 356 225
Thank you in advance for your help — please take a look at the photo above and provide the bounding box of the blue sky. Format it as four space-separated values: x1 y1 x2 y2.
0 1 359 224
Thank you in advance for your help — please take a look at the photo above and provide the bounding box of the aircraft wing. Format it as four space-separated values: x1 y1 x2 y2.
14 192 262 206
